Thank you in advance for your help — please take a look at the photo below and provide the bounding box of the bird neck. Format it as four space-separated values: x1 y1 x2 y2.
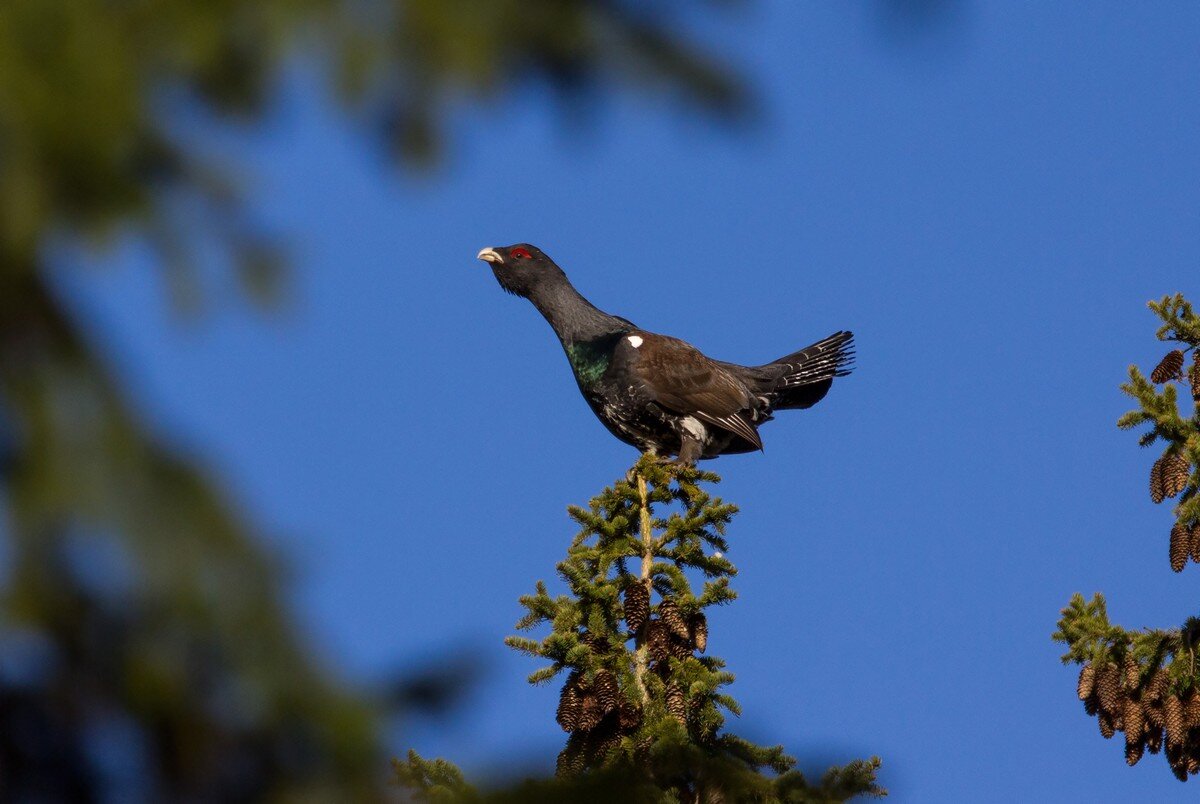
527 278 629 345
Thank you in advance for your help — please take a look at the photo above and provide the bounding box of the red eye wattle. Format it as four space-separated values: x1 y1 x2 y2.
511 247 532 260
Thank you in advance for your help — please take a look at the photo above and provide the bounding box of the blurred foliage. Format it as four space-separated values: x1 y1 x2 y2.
0 0 745 798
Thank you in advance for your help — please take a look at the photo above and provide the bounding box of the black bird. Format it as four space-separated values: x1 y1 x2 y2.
476 243 854 464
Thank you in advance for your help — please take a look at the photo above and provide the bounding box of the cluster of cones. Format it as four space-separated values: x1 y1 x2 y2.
1149 453 1191 506
624 584 708 662
554 666 642 776
553 583 712 775
1150 348 1200 401
626 583 712 736
1078 659 1200 779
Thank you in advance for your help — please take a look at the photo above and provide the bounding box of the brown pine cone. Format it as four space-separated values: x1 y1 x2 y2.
646 620 670 663
556 733 587 778
580 632 611 653
1084 695 1099 716
1124 697 1146 741
1165 694 1186 747
1123 655 1140 690
1147 725 1164 754
1186 689 1200 729
668 634 693 660
665 681 687 724
1151 457 1166 504
1162 453 1191 499
556 673 583 732
578 693 604 732
1077 664 1096 700
624 582 650 633
1125 737 1145 767
1146 700 1165 728
618 700 643 731
1190 358 1200 401
1171 524 1190 572
1099 710 1116 739
1151 349 1185 384
1188 754 1200 775
1096 663 1123 713
1148 669 1169 702
594 669 618 714
658 600 690 640
590 728 623 764
689 612 708 653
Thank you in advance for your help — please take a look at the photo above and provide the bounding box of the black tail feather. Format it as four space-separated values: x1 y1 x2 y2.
768 330 854 410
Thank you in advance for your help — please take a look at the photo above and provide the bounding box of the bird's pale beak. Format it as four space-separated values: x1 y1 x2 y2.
477 247 503 264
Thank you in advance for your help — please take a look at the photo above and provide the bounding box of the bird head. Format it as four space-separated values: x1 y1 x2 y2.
476 244 564 298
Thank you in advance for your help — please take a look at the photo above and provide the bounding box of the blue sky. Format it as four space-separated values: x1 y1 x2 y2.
62 2 1199 801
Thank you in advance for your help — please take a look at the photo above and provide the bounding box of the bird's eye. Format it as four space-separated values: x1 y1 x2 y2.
511 247 532 260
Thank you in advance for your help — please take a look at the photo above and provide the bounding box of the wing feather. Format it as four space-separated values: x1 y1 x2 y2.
625 332 763 449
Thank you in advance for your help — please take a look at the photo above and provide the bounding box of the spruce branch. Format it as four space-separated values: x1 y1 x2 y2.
501 454 883 801
1056 293 1200 781
399 456 885 801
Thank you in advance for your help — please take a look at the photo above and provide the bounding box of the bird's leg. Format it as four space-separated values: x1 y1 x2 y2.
674 436 702 467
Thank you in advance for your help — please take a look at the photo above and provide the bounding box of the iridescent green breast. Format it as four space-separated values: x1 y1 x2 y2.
565 333 622 386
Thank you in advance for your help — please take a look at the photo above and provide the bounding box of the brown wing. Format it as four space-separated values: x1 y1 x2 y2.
626 333 763 450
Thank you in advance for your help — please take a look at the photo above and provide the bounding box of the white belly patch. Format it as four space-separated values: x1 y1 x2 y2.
680 416 708 443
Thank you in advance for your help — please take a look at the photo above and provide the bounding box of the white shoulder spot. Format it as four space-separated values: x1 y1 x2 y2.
627 335 644 348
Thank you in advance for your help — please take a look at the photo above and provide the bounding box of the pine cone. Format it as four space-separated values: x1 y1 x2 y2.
1146 700 1165 728
658 600 690 640
1151 349 1185 384
1171 524 1190 572
1125 736 1145 767
1099 710 1116 739
594 670 618 714
665 682 687 724
1124 697 1146 741
1186 689 1200 729
1077 664 1096 700
556 673 583 732
618 700 643 731
1147 725 1164 754
1096 663 1123 713
1162 453 1191 499
1190 358 1200 401
556 733 587 777
578 693 604 732
624 582 650 633
646 620 670 663
1151 457 1167 504
669 634 693 660
588 724 622 764
1149 669 1169 702
1124 655 1140 690
1084 695 1099 716
689 612 708 653
580 632 611 654
1165 694 1186 747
